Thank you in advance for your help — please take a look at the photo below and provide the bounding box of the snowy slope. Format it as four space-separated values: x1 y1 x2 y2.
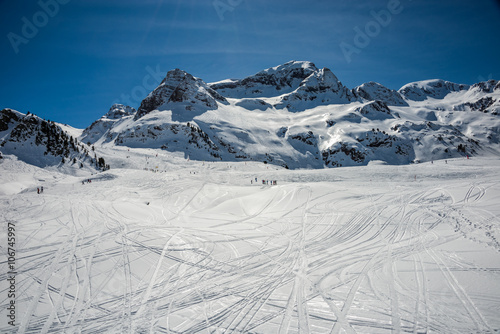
2 151 500 333
3 61 500 333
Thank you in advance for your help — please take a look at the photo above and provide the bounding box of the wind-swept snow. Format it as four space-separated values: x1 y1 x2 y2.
1 149 500 333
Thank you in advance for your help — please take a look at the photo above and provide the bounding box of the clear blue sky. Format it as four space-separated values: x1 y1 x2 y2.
1 0 499 128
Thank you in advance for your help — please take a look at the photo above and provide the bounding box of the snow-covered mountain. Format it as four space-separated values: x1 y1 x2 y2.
0 108 109 171
75 61 498 169
3 61 499 170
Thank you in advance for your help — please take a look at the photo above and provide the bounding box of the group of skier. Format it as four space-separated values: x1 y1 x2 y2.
36 186 44 194
251 178 277 186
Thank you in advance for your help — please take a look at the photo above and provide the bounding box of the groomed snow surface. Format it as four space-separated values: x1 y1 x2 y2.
1 149 500 333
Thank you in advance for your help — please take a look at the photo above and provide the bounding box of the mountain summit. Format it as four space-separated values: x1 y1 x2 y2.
209 60 319 98
135 69 227 121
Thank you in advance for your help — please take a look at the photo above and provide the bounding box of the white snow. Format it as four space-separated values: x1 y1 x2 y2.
1 148 500 333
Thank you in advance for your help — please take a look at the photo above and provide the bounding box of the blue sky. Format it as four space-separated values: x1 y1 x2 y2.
1 0 499 128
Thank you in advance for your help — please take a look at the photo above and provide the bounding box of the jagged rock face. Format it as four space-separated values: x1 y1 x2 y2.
453 97 499 115
135 69 227 120
354 82 408 106
275 68 357 111
105 104 136 119
470 80 500 94
212 63 358 111
399 79 470 101
0 108 21 132
209 61 318 98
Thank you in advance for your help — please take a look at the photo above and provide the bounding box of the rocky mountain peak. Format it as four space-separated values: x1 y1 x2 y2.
135 69 227 120
105 104 136 120
209 60 318 98
274 67 357 111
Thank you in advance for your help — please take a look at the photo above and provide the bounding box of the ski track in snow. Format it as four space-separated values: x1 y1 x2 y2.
1 154 500 333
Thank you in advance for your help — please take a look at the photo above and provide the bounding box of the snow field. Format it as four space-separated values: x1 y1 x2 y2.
1 152 500 333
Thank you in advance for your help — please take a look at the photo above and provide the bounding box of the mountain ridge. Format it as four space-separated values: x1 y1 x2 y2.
2 61 499 170
0 108 110 172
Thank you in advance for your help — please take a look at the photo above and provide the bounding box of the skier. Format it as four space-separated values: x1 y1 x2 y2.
41 186 44 193
37 188 40 194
